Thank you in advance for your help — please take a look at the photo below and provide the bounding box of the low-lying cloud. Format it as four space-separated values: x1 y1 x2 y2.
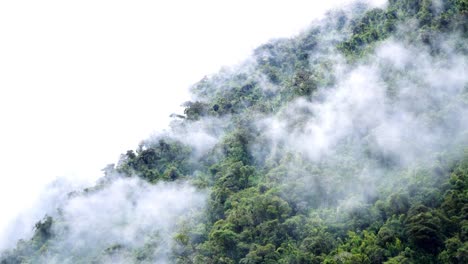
4 178 206 264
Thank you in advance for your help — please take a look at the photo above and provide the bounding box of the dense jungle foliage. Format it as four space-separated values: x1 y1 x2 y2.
2 0 468 263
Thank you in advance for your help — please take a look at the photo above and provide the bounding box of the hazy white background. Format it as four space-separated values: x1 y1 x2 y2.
0 0 384 248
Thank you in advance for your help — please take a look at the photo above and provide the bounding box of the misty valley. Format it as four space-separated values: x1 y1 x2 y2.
1 0 468 263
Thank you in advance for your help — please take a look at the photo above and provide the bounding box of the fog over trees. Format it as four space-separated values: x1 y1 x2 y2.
1 0 468 263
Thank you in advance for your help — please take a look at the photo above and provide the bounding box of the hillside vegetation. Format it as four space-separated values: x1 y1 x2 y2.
2 0 468 263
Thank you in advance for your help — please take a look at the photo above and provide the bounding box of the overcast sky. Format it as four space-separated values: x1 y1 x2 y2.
0 0 385 247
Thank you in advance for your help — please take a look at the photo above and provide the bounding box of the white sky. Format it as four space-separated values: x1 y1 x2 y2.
0 0 385 248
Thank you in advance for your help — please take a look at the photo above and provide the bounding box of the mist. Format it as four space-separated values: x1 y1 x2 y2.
2 178 206 264
254 35 467 211
260 37 467 163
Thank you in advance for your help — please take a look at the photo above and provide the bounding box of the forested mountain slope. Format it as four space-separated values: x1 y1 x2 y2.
2 0 468 263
